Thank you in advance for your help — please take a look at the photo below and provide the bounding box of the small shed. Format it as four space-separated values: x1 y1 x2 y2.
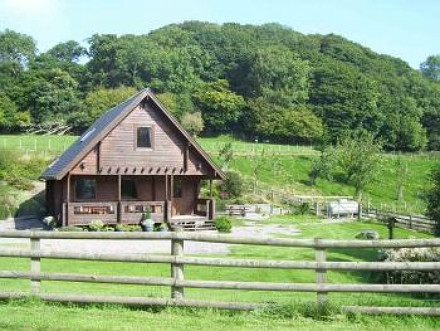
327 199 359 218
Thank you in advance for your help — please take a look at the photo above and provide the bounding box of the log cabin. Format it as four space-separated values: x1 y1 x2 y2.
40 88 226 230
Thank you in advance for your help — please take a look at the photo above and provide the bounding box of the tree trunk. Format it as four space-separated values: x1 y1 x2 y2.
397 184 403 202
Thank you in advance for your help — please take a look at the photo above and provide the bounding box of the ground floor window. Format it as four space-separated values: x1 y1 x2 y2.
122 179 138 200
173 179 183 198
75 178 97 200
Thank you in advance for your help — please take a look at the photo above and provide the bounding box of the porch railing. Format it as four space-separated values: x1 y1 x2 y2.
65 201 166 225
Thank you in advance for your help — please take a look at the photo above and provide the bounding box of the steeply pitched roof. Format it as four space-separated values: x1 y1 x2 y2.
40 88 225 181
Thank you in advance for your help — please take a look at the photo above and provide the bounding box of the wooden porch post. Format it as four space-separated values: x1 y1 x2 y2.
117 175 122 223
64 173 71 226
209 180 213 199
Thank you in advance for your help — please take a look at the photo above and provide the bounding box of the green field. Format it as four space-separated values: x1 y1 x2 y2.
0 216 437 331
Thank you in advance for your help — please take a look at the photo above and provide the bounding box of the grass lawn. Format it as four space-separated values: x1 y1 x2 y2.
0 216 437 330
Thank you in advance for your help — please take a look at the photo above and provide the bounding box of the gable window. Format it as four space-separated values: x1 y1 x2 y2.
121 179 138 200
173 179 183 198
136 126 152 148
75 178 96 200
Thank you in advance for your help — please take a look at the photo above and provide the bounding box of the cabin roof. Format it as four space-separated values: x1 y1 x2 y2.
40 88 226 181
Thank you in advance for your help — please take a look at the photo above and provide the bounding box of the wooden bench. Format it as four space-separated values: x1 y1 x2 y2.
224 205 251 217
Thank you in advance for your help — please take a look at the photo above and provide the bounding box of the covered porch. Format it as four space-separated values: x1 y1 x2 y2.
50 174 216 227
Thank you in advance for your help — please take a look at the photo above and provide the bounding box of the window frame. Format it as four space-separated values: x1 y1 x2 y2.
74 177 97 201
134 125 154 150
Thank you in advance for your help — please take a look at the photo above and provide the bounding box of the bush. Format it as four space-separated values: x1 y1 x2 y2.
88 220 105 232
115 224 141 232
378 247 440 285
219 171 244 199
215 216 232 233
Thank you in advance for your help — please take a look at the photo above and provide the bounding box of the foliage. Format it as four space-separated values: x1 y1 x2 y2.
219 171 244 199
218 142 234 170
421 55 440 81
70 86 136 131
193 80 245 133
88 220 105 232
0 24 440 151
334 131 383 200
308 147 336 185
425 166 440 234
214 216 233 233
180 111 204 137
378 247 440 285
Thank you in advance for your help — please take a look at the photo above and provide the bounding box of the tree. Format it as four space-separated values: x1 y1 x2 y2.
308 147 336 185
0 93 18 130
73 86 137 129
425 166 440 235
181 112 204 137
395 154 408 202
246 45 309 105
421 55 440 81
0 29 36 78
248 100 323 143
193 80 245 133
335 131 382 202
218 142 234 171
47 40 86 63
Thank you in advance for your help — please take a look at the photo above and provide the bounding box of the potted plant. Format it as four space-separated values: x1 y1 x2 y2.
140 206 154 232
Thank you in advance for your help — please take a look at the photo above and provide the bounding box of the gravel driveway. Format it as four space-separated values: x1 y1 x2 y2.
0 219 301 255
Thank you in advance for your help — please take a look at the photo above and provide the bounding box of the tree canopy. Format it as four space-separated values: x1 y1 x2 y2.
0 22 440 151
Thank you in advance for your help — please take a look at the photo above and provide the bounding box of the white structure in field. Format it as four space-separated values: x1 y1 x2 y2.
327 199 359 218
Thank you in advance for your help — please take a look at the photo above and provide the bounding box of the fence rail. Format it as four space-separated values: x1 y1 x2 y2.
0 231 439 315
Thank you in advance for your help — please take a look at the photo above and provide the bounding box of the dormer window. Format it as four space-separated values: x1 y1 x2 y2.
136 126 152 149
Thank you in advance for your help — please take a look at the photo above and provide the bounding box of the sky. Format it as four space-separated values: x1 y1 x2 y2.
0 0 438 68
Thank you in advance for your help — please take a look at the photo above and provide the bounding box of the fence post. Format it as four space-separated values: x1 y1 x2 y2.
315 238 327 306
171 234 184 300
409 214 412 229
30 234 40 295
315 202 319 216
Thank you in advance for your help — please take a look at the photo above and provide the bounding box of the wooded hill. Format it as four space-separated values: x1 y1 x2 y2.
1 21 440 151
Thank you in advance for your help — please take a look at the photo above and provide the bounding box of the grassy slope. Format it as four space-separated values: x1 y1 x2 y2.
0 134 436 212
0 216 436 330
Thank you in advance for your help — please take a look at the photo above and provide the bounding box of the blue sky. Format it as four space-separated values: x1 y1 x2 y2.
0 0 438 68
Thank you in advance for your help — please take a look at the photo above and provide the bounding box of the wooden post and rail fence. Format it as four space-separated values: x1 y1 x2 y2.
0 231 438 315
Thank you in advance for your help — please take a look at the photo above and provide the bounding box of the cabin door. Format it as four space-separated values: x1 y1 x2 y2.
171 178 195 216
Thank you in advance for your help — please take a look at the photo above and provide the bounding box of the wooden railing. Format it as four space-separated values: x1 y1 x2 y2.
66 201 166 225
120 201 165 223
0 231 439 314
67 202 118 225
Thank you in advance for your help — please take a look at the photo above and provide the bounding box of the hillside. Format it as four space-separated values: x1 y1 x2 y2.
1 22 440 151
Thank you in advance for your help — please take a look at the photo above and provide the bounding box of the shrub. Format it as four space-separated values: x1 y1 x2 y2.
219 171 244 199
115 224 141 232
295 202 310 215
88 220 105 232
378 247 440 285
215 216 232 233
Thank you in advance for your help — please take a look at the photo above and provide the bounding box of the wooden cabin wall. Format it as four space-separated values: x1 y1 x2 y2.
70 146 98 175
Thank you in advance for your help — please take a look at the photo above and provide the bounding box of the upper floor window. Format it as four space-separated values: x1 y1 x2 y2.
136 126 152 148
